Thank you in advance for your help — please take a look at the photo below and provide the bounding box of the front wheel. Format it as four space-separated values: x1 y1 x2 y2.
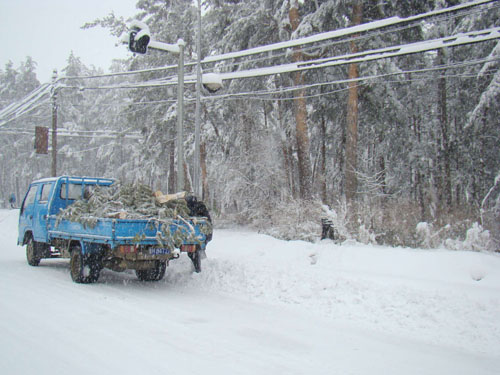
70 245 100 284
26 237 41 266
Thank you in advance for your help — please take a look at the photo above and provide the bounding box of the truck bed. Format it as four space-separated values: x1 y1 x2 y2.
47 215 210 249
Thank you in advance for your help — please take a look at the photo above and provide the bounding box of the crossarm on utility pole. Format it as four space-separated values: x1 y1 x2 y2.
148 40 181 54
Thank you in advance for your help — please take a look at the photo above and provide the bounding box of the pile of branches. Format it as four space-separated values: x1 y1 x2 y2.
56 182 191 229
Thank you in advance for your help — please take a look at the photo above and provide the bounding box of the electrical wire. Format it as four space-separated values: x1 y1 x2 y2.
0 99 51 128
1 2 498 130
199 56 500 101
2 55 496 126
52 1 499 82
20 56 499 111
211 69 498 102
60 64 181 81
201 3 500 73
60 75 179 90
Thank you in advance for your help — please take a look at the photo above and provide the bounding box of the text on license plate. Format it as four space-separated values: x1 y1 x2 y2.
149 247 171 255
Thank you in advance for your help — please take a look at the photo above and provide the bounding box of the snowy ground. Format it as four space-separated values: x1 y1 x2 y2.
1 208 499 375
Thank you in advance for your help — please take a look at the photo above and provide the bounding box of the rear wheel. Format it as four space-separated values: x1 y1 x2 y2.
70 245 100 284
136 261 166 281
26 237 41 266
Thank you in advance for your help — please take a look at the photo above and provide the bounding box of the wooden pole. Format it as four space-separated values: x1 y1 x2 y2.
51 69 58 177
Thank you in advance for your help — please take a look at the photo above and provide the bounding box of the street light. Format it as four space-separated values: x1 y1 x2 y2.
201 73 224 93
193 0 202 198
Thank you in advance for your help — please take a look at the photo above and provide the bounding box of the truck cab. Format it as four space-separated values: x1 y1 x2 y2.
18 177 114 247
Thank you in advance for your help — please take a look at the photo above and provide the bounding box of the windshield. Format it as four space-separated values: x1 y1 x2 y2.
60 183 111 200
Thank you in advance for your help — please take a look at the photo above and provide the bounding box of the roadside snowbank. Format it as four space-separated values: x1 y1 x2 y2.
166 229 500 357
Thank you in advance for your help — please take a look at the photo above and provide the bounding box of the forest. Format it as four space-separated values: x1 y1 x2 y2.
1 0 499 250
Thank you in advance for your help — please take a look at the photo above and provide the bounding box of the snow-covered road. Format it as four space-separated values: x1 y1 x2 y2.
1 209 499 374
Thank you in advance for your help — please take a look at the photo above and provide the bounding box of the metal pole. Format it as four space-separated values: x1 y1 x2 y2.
176 39 185 192
51 69 58 177
193 0 202 197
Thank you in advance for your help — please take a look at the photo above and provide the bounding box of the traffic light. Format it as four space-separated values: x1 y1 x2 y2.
128 21 151 54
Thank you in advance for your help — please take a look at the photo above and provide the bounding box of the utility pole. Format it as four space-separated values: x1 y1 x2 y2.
51 69 58 177
176 39 185 192
193 0 202 197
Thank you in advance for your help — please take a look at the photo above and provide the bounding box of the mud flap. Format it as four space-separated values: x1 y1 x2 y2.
188 250 202 273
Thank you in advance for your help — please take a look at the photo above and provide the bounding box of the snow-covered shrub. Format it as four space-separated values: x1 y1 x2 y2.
251 199 324 242
358 224 376 245
416 222 433 248
445 222 492 251
465 223 491 251
480 173 500 251
361 200 422 247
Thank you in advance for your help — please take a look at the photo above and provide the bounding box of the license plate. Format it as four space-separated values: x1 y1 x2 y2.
149 247 171 255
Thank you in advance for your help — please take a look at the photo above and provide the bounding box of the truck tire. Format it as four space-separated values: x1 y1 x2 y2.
136 261 166 282
70 245 100 284
26 237 41 266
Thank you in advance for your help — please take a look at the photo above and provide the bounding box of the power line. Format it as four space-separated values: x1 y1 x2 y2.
3 54 496 122
61 76 179 90
206 27 500 82
0 129 143 140
200 0 498 64
51 56 500 106
52 0 497 82
0 99 50 128
1 0 498 129
200 57 500 102
201 2 500 74
69 26 500 92
60 65 180 81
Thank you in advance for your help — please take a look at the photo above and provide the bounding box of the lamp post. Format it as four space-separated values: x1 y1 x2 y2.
176 39 185 192
193 0 202 198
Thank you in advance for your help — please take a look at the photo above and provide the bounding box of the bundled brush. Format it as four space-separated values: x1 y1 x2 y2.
56 182 192 228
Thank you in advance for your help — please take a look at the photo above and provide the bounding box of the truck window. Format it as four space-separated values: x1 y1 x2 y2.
40 183 53 203
60 183 84 200
25 186 38 205
20 185 38 214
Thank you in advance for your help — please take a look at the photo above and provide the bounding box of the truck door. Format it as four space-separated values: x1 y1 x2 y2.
18 184 39 244
32 182 54 242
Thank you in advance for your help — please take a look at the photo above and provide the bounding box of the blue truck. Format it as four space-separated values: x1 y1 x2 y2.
17 176 212 283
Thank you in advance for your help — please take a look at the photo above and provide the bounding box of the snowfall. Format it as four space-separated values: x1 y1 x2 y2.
1 209 499 374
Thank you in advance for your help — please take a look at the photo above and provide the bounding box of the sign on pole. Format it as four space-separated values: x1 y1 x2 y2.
35 126 49 154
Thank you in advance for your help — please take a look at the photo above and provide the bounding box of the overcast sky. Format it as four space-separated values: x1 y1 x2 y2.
0 0 138 83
